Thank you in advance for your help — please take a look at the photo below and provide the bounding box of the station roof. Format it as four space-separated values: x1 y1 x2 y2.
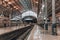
0 0 60 20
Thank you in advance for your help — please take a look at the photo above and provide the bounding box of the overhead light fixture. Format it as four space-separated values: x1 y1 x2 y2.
14 6 16 8
42 4 44 8
4 0 9 2
8 2 12 4
35 1 38 3
40 12 41 14
14 6 19 10
44 17 46 20
41 4 45 9
16 8 18 10
34 0 38 3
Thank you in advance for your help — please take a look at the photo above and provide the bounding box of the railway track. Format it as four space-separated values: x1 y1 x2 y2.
0 24 34 40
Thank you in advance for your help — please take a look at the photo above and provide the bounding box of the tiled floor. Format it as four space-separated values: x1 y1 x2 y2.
27 25 60 40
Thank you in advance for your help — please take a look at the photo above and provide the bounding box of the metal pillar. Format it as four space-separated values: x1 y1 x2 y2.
44 0 48 30
37 0 40 24
52 0 57 35
37 0 40 15
41 0 45 28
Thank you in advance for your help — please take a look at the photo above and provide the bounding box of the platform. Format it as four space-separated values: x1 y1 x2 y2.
27 25 60 40
0 24 30 35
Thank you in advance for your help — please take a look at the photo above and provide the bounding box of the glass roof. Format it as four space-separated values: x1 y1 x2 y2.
22 11 37 18
11 11 37 20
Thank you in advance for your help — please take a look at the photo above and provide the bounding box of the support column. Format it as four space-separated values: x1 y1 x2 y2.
37 0 40 24
52 0 57 35
9 13 11 27
41 0 45 28
9 8 13 26
20 13 22 24
44 0 48 30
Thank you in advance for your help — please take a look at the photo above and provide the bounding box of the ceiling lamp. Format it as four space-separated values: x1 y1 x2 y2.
8 1 12 4
14 6 19 10
34 0 38 3
41 4 45 9
40 12 41 14
42 4 44 8
35 1 38 3
44 17 46 20
14 6 16 8
4 0 9 2
16 8 18 10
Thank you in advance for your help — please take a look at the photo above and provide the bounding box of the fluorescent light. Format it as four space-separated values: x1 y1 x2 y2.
40 12 41 14
44 17 46 19
4 0 9 1
8 2 12 4
35 1 38 3
41 4 45 9
42 4 44 8
14 6 16 8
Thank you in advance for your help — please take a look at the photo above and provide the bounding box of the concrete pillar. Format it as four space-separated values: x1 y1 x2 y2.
44 0 48 30
41 0 45 28
10 8 13 26
37 0 40 24
9 14 11 27
52 0 57 35
20 14 22 24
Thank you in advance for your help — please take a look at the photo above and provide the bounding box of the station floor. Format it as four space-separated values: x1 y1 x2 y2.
27 25 60 40
0 24 60 40
0 24 30 35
